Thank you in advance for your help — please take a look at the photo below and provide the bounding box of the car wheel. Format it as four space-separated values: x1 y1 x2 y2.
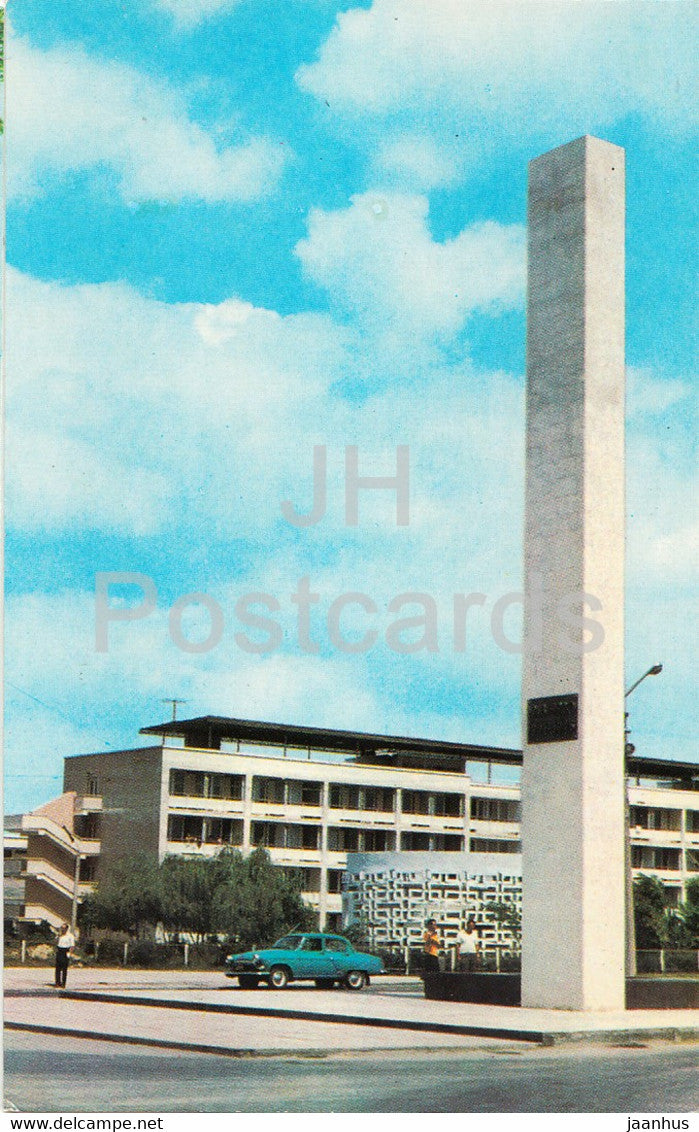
238 974 259 990
314 978 335 990
268 966 290 989
344 970 367 991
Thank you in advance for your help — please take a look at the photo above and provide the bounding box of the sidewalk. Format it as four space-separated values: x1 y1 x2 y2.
5 967 698 1052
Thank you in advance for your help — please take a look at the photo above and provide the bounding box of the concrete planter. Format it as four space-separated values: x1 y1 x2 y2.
626 978 699 1010
422 972 521 1006
423 972 699 1010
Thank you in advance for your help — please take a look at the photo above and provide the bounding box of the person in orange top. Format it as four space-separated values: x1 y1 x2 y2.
423 918 441 973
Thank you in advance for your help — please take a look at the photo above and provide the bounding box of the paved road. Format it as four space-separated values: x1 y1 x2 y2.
5 1030 698 1113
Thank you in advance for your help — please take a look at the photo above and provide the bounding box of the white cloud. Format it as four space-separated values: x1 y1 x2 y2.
374 134 461 191
295 191 525 344
4 268 345 534
627 367 693 418
297 0 697 174
154 0 242 29
5 425 170 535
7 31 286 203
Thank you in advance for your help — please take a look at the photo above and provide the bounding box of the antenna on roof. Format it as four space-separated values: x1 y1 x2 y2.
161 698 188 722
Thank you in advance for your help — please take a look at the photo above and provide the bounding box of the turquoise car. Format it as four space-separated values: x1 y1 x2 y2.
225 931 384 990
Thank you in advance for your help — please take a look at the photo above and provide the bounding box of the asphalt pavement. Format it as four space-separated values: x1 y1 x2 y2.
4 967 699 1113
5 1029 699 1113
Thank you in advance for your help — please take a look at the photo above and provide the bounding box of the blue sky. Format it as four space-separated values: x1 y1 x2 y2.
5 0 697 812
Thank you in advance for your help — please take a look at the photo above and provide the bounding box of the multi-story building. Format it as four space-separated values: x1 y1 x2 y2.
55 714 698 932
63 716 518 931
4 816 28 928
18 792 102 929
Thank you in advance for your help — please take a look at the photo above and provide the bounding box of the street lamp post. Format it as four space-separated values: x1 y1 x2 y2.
624 664 663 978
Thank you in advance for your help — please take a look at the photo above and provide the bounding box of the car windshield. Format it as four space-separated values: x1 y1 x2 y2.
272 935 303 950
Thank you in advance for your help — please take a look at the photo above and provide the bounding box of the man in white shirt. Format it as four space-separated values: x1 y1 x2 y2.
54 923 76 988
454 918 480 972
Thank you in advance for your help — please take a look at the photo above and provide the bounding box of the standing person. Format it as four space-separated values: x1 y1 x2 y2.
455 917 480 972
423 918 441 973
54 923 76 988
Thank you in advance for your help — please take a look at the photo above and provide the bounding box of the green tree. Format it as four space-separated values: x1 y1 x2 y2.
485 900 521 945
633 874 671 948
159 854 224 940
343 913 372 951
211 848 316 949
666 879 699 950
79 853 162 937
680 878 699 946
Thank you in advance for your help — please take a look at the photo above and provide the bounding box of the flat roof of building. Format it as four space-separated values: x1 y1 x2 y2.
139 715 697 783
140 714 518 767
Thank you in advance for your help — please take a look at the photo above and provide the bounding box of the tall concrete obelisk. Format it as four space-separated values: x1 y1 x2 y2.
521 136 626 1011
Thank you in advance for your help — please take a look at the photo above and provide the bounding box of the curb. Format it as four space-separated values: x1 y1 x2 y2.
60 989 549 1044
4 1020 330 1058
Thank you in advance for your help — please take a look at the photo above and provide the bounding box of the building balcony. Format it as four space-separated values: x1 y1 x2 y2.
165 840 243 857
21 813 77 853
330 811 396 827
469 820 521 838
265 847 324 868
329 806 396 821
74 796 103 815
21 900 72 925
257 803 323 822
168 797 246 815
629 828 682 847
398 813 465 831
23 860 76 898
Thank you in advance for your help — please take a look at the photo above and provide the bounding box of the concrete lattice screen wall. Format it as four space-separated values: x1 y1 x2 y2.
343 852 522 953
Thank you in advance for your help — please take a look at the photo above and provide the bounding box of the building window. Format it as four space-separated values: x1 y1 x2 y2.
252 822 320 850
170 770 186 795
437 834 464 851
400 831 430 851
75 814 99 839
470 838 521 854
252 777 285 805
207 774 244 801
204 818 243 846
401 790 430 816
686 850 699 872
471 798 520 822
433 793 464 818
630 806 681 832
631 846 681 871
327 868 344 893
362 829 395 852
330 784 358 809
400 790 463 817
685 811 699 833
251 821 284 848
329 784 394 812
328 827 360 852
170 769 244 800
362 787 395 812
167 815 205 843
285 780 323 807
79 859 97 882
282 866 320 893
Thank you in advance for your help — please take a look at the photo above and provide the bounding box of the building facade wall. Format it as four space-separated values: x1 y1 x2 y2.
60 735 697 933
63 748 163 876
158 743 472 929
